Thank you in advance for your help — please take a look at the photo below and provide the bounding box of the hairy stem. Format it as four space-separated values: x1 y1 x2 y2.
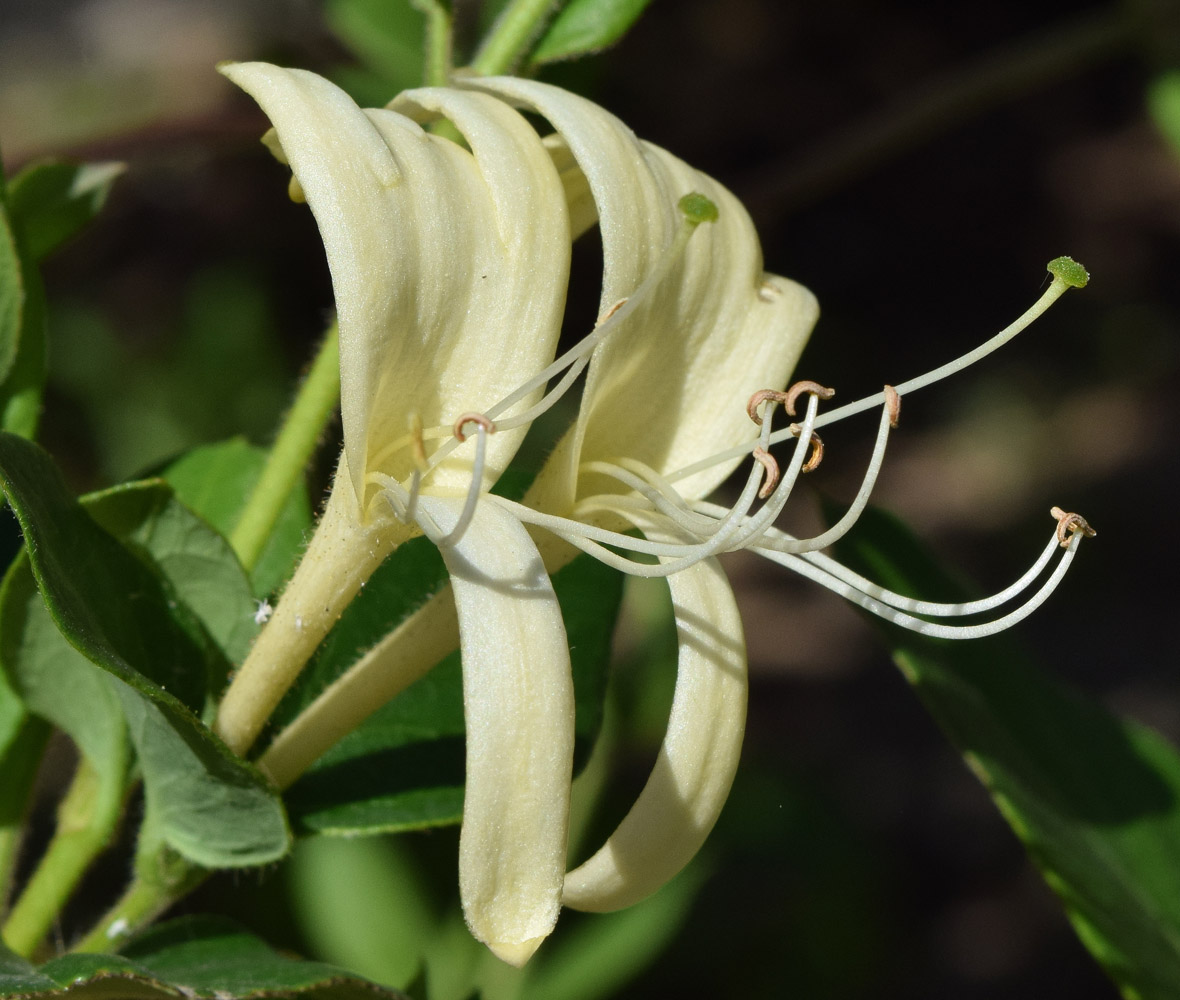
412 0 454 87
471 0 559 76
2 757 122 957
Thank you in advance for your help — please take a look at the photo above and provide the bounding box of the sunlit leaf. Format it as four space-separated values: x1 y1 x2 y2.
530 0 653 65
162 437 312 598
0 435 289 867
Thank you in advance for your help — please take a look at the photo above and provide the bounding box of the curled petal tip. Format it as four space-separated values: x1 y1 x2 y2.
487 936 546 967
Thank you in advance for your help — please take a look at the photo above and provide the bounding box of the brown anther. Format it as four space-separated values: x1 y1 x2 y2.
453 412 496 442
752 446 781 499
1050 506 1096 548
782 380 836 417
746 389 790 425
597 298 628 325
409 412 428 470
789 424 825 473
884 385 901 429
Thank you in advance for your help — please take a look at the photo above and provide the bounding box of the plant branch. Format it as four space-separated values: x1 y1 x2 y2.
2 757 122 957
413 0 454 86
471 0 560 76
229 322 340 576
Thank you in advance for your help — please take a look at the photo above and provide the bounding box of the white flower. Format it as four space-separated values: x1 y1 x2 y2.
212 64 1093 965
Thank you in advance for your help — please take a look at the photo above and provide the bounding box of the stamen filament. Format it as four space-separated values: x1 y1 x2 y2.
757 531 1064 618
762 531 1084 639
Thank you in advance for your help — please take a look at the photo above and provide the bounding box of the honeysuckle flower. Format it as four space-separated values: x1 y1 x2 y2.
212 63 1094 966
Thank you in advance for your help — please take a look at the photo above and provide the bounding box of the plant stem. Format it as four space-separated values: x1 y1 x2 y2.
229 322 340 576
412 0 454 86
0 715 49 913
2 758 121 957
71 847 205 955
471 0 559 76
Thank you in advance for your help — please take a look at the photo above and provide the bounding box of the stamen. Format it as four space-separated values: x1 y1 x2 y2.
783 380 835 417
884 385 901 428
747 389 789 426
431 424 490 548
453 412 496 442
668 260 1088 485
753 447 780 499
765 531 1083 639
787 425 824 473
1051 506 1096 548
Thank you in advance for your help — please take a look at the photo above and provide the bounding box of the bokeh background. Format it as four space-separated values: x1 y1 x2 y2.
2 1 1177 997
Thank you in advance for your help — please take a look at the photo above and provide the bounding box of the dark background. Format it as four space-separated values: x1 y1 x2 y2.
2 1 1177 997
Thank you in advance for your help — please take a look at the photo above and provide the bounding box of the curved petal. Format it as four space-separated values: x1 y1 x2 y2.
465 76 818 505
562 549 746 912
415 496 575 967
220 64 570 503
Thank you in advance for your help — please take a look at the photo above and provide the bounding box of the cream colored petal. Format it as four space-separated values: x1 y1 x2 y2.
562 550 746 912
415 496 575 966
465 77 818 504
219 64 569 504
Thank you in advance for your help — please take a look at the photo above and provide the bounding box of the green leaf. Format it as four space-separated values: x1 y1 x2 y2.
0 917 406 999
161 437 312 598
529 0 653 65
85 480 259 667
833 505 1180 1000
0 434 289 867
6 161 123 264
0 182 48 439
324 0 425 94
285 551 623 835
0 940 57 997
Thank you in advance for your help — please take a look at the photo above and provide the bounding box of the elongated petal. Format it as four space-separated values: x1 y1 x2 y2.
220 64 570 503
465 76 818 505
562 549 746 912
415 496 575 966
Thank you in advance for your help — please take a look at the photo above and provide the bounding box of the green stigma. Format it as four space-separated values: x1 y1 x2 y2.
1047 256 1089 289
679 193 719 225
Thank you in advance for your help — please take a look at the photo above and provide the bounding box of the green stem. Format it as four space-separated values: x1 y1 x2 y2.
471 0 560 76
229 322 340 576
2 757 121 957
71 847 205 955
0 715 50 912
412 0 453 86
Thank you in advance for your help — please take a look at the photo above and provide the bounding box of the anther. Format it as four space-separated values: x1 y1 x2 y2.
789 425 825 473
747 389 789 426
783 380 835 417
1050 506 1096 548
598 299 628 325
752 447 780 499
884 385 901 428
453 412 496 442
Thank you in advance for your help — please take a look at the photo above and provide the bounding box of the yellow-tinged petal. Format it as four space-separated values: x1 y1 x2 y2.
219 64 570 505
463 76 818 507
415 496 575 966
562 542 746 912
